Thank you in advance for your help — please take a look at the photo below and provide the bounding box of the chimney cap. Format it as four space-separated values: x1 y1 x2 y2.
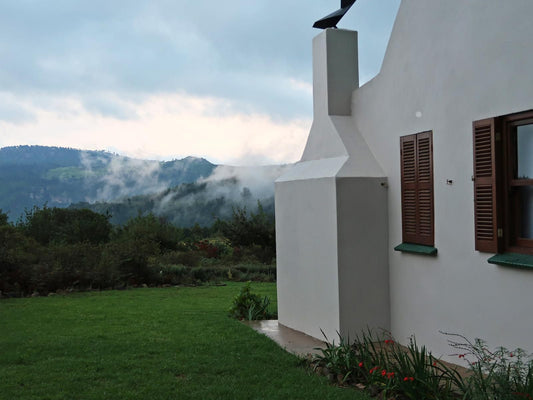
313 0 356 29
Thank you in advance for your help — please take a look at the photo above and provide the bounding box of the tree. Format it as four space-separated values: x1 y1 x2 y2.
115 213 183 252
216 202 275 263
0 209 8 226
19 206 112 245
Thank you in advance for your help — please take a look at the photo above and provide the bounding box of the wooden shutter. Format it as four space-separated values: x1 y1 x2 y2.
473 118 499 252
401 134 418 243
400 132 434 246
416 132 434 246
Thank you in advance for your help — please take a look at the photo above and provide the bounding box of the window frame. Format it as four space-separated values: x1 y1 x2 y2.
503 111 533 254
473 109 533 255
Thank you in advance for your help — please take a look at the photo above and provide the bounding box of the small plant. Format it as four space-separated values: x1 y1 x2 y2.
388 336 464 400
310 330 533 399
443 332 533 400
310 330 464 399
312 330 359 385
228 282 274 320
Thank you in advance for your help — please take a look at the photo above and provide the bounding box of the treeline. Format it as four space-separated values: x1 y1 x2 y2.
0 205 275 298
69 180 275 227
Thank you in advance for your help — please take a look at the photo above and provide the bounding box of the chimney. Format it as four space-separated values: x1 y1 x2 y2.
313 29 359 117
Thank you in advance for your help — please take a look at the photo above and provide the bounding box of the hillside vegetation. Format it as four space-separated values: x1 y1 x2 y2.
0 145 285 227
0 205 275 298
0 145 216 221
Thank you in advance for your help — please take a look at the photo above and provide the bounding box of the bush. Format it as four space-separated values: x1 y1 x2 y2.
1 206 277 297
228 282 275 320
156 264 191 285
101 239 159 286
42 243 103 291
0 225 43 296
157 250 202 267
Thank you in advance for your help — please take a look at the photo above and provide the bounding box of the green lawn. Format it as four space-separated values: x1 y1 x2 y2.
0 283 369 400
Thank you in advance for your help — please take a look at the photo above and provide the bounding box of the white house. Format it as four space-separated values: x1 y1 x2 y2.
275 0 533 362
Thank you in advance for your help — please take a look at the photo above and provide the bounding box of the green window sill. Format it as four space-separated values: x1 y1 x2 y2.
487 253 533 270
394 243 438 256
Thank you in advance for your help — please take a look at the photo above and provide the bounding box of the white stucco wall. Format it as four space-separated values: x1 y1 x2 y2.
351 0 533 360
337 178 390 337
275 29 390 342
275 177 341 340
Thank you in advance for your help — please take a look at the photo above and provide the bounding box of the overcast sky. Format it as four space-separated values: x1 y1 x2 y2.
0 0 400 165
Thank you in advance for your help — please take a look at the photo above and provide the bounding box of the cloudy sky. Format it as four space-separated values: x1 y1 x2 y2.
0 0 400 165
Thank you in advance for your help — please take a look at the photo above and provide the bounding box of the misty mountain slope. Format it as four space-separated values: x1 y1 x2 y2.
0 146 216 220
0 145 290 226
70 178 276 227
69 164 291 227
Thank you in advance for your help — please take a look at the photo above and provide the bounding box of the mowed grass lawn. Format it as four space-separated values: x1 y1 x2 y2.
0 283 369 400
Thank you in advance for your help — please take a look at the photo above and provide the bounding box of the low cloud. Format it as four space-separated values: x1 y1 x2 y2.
80 151 170 202
0 93 37 124
200 164 290 201
0 93 310 165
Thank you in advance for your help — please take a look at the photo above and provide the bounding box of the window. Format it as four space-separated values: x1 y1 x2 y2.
400 131 434 246
473 110 533 254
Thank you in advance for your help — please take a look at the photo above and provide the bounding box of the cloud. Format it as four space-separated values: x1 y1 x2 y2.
0 0 400 163
200 164 290 200
82 94 139 120
0 94 36 124
0 0 399 120
80 151 170 201
0 92 310 165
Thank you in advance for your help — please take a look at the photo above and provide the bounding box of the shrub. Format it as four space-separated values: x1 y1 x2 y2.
191 267 219 283
0 225 43 296
228 282 275 320
157 250 202 267
101 239 159 285
157 264 191 285
39 243 103 292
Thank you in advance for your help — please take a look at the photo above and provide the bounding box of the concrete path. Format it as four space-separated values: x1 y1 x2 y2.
244 320 327 357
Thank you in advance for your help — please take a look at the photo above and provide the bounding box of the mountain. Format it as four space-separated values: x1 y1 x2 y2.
0 146 216 221
0 145 288 225
69 179 276 227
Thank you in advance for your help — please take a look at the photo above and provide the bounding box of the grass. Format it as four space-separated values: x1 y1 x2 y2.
0 283 370 400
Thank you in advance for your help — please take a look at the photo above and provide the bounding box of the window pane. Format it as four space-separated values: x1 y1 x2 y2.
517 124 533 179
517 186 533 239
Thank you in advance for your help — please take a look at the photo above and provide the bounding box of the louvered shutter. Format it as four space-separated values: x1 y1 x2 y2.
473 119 499 252
400 132 434 246
401 135 418 243
416 132 434 246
